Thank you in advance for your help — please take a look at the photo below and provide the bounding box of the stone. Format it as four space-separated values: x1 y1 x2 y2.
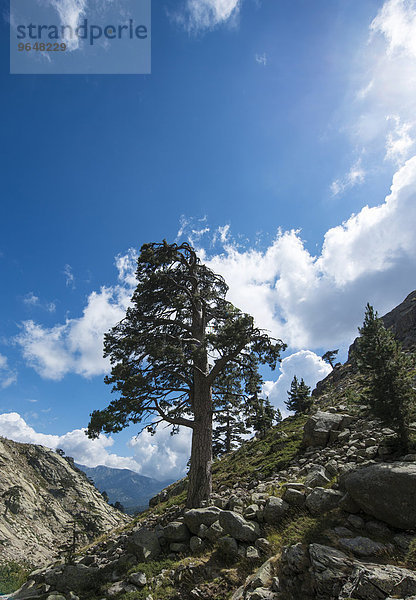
365 520 391 538
163 521 190 542
246 588 275 599
204 520 224 542
304 466 330 488
341 562 416 599
44 565 98 593
303 411 352 447
219 510 260 542
128 528 161 561
190 536 205 553
282 543 309 574
339 536 386 557
305 487 343 515
338 492 360 513
347 514 365 529
129 572 147 587
183 506 222 534
249 557 274 589
283 487 305 507
246 546 259 559
341 462 416 529
170 542 189 553
244 504 259 520
263 496 289 524
218 536 239 559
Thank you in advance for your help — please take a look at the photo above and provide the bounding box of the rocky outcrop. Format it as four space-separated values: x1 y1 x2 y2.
0 437 128 566
279 542 416 600
303 411 353 447
340 462 416 529
381 289 416 351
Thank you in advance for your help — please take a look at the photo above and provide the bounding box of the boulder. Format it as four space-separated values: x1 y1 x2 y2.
341 462 416 529
283 487 305 507
305 488 343 515
303 411 352 448
341 562 416 599
304 466 330 488
339 536 387 557
218 536 239 559
128 528 161 561
219 510 260 542
183 506 222 534
44 565 98 593
129 572 147 587
263 497 289 524
163 521 190 542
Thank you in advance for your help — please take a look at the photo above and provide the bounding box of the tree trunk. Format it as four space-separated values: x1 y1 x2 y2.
186 374 213 508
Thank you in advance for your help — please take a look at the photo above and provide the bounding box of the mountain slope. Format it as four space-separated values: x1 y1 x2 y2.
0 438 129 567
76 464 172 514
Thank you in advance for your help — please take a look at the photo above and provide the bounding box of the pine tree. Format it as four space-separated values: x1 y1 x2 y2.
246 395 279 438
87 241 285 508
321 349 339 368
212 403 248 457
285 376 312 414
354 303 415 449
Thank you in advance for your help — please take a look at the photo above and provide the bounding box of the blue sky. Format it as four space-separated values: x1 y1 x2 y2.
1 0 416 481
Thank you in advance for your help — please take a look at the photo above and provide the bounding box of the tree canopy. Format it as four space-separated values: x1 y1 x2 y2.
285 375 312 414
321 349 339 368
354 303 415 449
87 241 285 507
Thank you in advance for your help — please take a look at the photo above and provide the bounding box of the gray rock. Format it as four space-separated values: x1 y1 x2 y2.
129 528 161 561
282 543 309 574
218 536 239 559
189 536 205 553
263 496 289 524
246 546 260 559
163 521 190 542
244 504 259 520
170 542 189 553
219 510 260 542
365 520 391 538
129 572 147 587
44 565 98 593
341 562 416 599
303 411 352 447
204 520 224 542
305 487 343 515
248 557 274 589
183 506 222 534
339 536 386 557
304 466 330 488
246 588 275 600
255 538 272 554
283 487 305 507
341 462 416 529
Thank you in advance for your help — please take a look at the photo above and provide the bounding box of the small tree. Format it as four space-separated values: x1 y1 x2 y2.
322 350 339 369
354 303 415 449
285 376 312 414
246 395 279 438
87 241 285 508
212 404 248 457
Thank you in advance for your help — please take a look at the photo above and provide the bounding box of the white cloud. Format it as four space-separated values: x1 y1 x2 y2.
174 0 241 32
371 0 416 60
203 154 416 350
17 253 137 380
263 351 331 417
0 412 190 481
128 426 192 481
331 159 366 196
23 292 39 306
64 264 75 288
385 115 415 164
49 0 86 51
0 354 17 389
255 53 267 66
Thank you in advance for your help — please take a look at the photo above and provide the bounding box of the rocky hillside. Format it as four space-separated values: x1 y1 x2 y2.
0 438 129 567
6 290 416 600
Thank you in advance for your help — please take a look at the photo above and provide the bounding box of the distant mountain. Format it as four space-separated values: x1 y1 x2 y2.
76 464 172 514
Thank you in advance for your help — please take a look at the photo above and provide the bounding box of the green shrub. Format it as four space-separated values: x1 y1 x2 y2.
0 561 32 595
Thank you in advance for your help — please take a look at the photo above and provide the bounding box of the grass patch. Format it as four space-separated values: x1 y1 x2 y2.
212 414 307 489
0 561 32 595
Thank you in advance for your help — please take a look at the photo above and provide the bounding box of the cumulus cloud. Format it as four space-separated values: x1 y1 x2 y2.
263 351 331 417
0 412 191 481
16 252 137 380
174 0 241 32
202 154 416 350
0 354 17 389
128 426 192 481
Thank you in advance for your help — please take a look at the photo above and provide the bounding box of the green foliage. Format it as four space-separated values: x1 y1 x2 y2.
405 538 416 568
321 350 339 368
246 395 280 439
285 376 312 414
87 241 285 507
212 414 306 488
355 303 416 449
0 561 32 595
